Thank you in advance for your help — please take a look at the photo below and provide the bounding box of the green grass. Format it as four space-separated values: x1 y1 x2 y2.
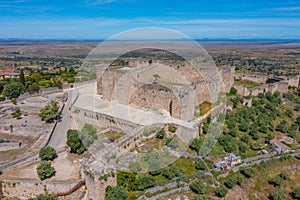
234 79 262 89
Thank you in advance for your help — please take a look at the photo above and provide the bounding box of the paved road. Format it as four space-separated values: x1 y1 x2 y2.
47 90 73 149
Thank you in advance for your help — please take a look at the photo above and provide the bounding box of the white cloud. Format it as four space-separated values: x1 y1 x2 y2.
87 0 117 5
270 6 300 11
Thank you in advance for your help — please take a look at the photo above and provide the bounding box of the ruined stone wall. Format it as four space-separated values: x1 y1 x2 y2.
0 180 83 200
234 84 250 96
73 106 143 134
234 73 268 84
286 75 300 88
249 81 288 96
83 169 116 200
129 84 180 118
220 66 235 93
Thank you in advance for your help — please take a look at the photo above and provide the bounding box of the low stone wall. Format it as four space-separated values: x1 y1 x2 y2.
250 81 288 96
234 73 269 84
0 179 83 200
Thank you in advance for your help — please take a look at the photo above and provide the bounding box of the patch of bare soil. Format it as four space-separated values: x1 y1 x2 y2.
1 151 82 181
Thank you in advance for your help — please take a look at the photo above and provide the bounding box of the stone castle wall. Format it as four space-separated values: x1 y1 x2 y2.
286 75 300 88
130 84 181 118
97 60 234 120
0 179 83 200
234 73 269 84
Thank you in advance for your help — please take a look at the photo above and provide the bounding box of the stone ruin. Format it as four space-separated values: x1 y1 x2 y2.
97 58 234 121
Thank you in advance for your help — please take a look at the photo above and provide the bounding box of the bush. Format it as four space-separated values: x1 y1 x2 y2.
168 125 177 133
291 187 300 199
11 108 22 118
240 167 255 178
162 166 180 180
195 195 213 200
138 176 156 190
268 190 286 200
225 175 237 189
156 129 165 139
39 146 56 161
195 160 206 170
105 186 128 200
0 96 5 101
189 138 202 152
36 161 55 180
269 176 283 187
190 179 205 194
229 87 237 95
215 185 228 198
39 101 60 123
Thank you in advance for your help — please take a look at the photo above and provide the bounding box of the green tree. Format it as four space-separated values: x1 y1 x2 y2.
36 161 55 180
225 175 237 189
285 109 293 118
66 129 86 154
2 82 26 99
296 116 300 126
291 187 300 199
190 179 205 194
229 87 237 95
269 175 283 187
19 69 25 85
240 167 255 178
215 185 228 198
105 186 128 200
189 138 202 152
195 195 213 200
195 160 206 170
162 166 180 180
276 121 288 133
138 176 156 190
39 101 59 123
268 190 286 200
39 146 56 161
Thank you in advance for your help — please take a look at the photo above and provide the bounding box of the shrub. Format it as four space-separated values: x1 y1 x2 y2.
229 87 237 95
268 190 286 200
215 185 228 198
168 125 177 133
105 186 128 200
190 179 205 194
39 101 59 123
224 175 237 189
138 176 156 190
291 187 300 199
195 160 206 170
156 129 165 139
240 167 255 178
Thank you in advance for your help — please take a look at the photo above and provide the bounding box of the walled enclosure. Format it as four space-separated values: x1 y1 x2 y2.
97 58 234 121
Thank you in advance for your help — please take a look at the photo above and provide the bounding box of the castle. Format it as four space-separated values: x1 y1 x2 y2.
73 56 234 200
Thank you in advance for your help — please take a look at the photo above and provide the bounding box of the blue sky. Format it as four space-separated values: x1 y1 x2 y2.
0 0 300 39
